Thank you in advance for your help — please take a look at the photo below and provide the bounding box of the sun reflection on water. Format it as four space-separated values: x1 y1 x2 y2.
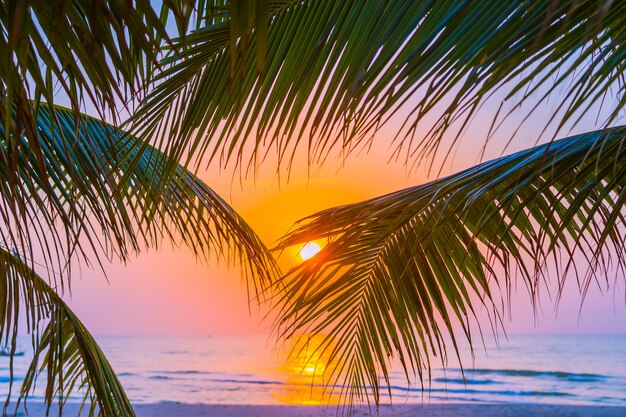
272 334 340 405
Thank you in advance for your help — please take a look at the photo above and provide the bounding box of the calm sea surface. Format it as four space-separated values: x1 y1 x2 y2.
1 334 625 406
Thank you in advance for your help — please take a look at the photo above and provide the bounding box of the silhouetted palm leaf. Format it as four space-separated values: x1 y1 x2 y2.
0 105 276 293
274 127 626 406
0 104 277 415
132 0 625 173
0 247 134 417
0 0 170 160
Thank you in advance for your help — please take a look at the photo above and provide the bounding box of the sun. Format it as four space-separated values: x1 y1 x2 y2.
299 242 322 261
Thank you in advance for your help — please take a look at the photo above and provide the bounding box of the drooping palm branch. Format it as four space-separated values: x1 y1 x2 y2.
131 0 625 174
0 105 277 414
0 0 224 275
274 127 626 406
0 0 170 223
0 0 166 276
0 105 276 291
0 247 135 417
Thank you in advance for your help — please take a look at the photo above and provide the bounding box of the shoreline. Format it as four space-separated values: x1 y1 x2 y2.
10 403 626 417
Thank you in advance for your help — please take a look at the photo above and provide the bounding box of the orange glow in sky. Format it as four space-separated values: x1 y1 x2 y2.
63 86 626 336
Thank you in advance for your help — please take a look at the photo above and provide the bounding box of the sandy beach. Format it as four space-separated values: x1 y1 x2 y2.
9 403 626 417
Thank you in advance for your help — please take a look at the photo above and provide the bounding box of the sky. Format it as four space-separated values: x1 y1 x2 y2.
59 77 626 337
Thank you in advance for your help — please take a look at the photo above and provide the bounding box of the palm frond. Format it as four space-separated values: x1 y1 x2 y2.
131 0 625 174
0 105 276 293
273 127 626 406
0 0 172 136
0 247 134 417
0 2 204 278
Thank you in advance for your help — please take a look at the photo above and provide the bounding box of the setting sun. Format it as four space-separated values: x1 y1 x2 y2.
299 242 322 260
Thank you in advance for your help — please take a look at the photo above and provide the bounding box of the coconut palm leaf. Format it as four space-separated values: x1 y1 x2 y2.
0 0 168 274
0 247 135 417
0 0 185 276
0 0 173 145
0 104 276 293
273 127 626 406
131 0 625 173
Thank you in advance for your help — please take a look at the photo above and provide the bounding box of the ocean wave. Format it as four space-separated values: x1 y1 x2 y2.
522 391 574 398
387 385 574 398
0 376 23 383
209 378 284 386
144 374 285 386
156 370 212 375
593 396 626 404
426 395 490 403
433 377 501 385
455 368 606 382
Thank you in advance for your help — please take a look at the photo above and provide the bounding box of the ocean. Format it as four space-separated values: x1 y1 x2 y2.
1 334 625 406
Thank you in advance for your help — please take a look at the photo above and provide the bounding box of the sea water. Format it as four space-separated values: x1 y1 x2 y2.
1 334 625 406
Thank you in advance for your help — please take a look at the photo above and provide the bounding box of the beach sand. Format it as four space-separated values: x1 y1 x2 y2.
9 403 626 417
